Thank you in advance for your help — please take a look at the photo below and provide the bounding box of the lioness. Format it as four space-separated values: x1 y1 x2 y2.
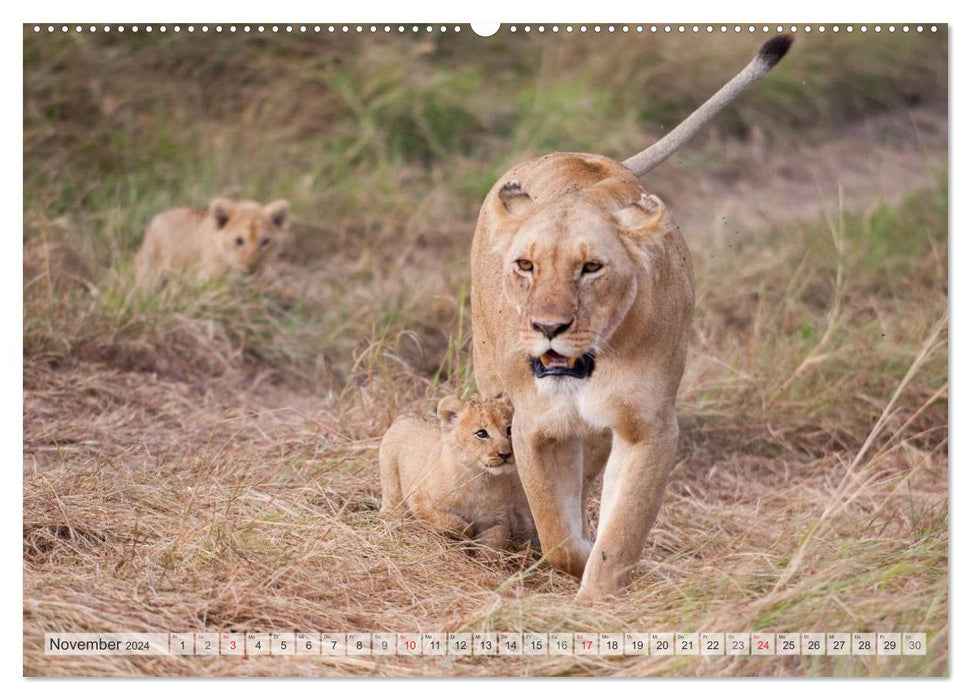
134 197 290 287
379 395 536 552
470 35 793 600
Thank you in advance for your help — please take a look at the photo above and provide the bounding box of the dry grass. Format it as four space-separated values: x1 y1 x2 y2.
23 27 947 676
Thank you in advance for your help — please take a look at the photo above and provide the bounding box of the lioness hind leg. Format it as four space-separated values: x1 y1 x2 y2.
576 418 679 601
509 480 540 549
581 431 612 540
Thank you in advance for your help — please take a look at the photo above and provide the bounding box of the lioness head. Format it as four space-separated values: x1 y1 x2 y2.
208 198 290 273
491 180 667 382
437 394 515 475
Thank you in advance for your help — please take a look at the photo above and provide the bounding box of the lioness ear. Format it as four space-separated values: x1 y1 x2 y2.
614 193 666 235
436 395 465 426
209 198 233 230
264 199 290 228
497 180 534 217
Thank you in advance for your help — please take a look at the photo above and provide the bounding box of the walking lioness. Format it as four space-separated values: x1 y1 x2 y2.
470 35 793 600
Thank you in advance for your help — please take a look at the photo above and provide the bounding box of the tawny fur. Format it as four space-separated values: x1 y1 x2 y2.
468 35 793 601
379 395 536 552
134 197 289 287
470 152 694 600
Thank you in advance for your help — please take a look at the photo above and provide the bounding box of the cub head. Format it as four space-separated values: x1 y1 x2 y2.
491 180 667 383
208 197 290 273
437 394 515 475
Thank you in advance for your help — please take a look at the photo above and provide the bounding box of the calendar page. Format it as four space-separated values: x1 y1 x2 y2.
22 19 948 678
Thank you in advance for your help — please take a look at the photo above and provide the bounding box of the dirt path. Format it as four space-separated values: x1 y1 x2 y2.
651 107 946 247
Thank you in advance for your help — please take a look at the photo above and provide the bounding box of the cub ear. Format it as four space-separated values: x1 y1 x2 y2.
209 198 233 230
614 193 666 236
494 392 514 414
436 395 465 426
264 199 290 228
496 180 534 218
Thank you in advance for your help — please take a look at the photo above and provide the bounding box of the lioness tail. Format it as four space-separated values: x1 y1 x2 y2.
622 33 794 177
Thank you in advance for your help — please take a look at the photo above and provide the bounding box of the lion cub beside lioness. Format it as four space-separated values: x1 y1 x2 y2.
379 395 536 552
135 197 289 287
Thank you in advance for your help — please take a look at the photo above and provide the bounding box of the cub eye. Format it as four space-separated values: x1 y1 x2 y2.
506 426 512 437
474 429 489 439
516 259 533 272
260 237 271 247
234 236 245 247
582 261 603 274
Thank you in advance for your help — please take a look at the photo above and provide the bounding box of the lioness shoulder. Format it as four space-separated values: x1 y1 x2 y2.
134 197 289 287
378 394 535 551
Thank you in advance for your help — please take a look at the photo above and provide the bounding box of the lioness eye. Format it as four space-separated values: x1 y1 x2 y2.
582 261 603 274
506 426 512 437
234 236 245 247
475 429 489 439
516 259 533 272
260 237 271 247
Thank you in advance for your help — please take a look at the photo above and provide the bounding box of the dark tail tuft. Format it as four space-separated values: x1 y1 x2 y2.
757 33 794 67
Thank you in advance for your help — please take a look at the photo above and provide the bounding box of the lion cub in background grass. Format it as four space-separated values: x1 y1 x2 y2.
135 197 289 287
379 395 536 553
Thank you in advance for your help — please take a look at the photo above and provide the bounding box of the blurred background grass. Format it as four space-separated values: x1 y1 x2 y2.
23 28 947 391
23 26 948 676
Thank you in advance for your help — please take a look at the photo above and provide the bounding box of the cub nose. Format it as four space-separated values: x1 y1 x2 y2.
497 451 512 462
531 318 573 339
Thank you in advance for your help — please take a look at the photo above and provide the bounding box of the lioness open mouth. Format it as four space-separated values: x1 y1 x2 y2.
530 351 596 379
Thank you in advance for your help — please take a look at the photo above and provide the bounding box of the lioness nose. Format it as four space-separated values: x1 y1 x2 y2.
531 319 573 339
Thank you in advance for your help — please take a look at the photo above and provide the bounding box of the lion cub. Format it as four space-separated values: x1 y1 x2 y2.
379 395 535 552
134 197 289 287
